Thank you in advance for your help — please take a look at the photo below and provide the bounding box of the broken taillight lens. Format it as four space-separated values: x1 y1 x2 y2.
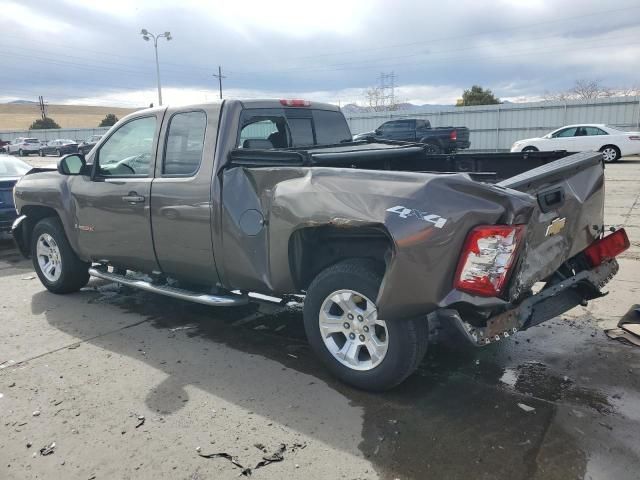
454 225 525 297
583 228 629 267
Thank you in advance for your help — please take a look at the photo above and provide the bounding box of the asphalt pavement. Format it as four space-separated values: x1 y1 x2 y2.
1 155 639 479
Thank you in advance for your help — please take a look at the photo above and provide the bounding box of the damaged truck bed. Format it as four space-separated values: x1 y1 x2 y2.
12 99 629 390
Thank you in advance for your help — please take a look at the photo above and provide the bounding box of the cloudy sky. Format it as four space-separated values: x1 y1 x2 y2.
1 0 639 107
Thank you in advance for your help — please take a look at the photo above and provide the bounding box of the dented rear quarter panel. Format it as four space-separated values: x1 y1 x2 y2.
219 166 540 319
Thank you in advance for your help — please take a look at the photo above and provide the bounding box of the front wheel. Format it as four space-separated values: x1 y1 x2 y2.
303 260 428 391
18 149 24 157
31 217 90 294
522 146 538 152
600 145 620 163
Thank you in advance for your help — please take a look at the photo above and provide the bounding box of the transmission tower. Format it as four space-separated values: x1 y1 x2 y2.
378 72 396 110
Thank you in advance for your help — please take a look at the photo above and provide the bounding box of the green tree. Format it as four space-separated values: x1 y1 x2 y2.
99 113 119 127
458 85 501 106
30 117 61 129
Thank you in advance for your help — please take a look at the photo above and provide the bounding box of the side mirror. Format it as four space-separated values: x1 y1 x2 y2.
57 153 86 175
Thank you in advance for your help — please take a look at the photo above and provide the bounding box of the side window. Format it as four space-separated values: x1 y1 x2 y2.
97 116 156 177
585 127 608 136
553 127 577 138
163 111 206 175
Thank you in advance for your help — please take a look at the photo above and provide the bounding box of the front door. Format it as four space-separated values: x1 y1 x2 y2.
72 114 162 273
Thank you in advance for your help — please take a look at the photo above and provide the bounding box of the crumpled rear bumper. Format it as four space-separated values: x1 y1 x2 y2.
436 259 619 346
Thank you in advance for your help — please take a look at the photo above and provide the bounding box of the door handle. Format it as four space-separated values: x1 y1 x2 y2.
122 193 145 204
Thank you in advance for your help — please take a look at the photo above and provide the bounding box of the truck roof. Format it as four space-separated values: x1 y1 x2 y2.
130 99 341 117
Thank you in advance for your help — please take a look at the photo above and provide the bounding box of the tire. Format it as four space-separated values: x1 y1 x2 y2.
19 149 24 157
303 260 428 391
420 139 442 154
56 149 61 156
39 150 45 157
31 217 90 294
600 145 620 163
522 146 538 152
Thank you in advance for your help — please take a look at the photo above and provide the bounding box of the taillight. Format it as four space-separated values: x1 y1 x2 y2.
449 130 457 141
454 225 525 297
629 135 640 140
583 228 629 267
280 99 310 107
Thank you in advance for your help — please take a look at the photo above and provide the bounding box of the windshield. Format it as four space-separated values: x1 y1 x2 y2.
0 157 31 177
25 138 40 143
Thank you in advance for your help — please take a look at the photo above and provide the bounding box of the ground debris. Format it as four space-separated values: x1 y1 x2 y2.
197 452 251 476
199 442 301 476
517 403 536 413
39 442 56 456
169 324 197 332
135 415 145 428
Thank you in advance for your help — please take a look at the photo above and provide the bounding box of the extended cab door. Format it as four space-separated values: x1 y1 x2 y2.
150 106 220 285
71 113 161 273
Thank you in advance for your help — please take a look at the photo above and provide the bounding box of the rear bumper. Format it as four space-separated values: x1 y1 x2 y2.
436 259 618 346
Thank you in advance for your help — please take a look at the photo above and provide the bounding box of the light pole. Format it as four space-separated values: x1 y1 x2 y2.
140 29 172 106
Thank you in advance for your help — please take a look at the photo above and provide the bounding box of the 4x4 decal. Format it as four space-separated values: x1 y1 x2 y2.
386 205 448 229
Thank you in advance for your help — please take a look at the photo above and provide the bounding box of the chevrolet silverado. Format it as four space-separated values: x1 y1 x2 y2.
12 99 629 390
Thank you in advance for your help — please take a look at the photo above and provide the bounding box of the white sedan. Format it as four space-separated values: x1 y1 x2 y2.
511 124 640 162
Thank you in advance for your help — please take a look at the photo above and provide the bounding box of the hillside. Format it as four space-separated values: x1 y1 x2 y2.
0 103 140 130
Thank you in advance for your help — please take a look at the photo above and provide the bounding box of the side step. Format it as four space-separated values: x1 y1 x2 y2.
88 267 248 307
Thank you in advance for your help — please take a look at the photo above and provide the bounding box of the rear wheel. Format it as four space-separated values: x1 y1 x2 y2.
31 217 90 294
18 149 24 157
600 145 620 163
39 149 44 157
303 260 428 391
56 149 61 156
522 146 538 152
421 140 442 154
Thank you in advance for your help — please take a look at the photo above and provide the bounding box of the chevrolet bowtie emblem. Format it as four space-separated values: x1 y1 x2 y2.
545 217 566 237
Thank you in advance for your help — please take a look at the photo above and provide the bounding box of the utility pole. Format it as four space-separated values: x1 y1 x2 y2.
212 66 226 100
38 95 47 119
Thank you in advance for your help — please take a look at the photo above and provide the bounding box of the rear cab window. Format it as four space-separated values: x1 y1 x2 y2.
237 107 350 149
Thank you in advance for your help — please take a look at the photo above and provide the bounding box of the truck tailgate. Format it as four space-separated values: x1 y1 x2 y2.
497 151 605 299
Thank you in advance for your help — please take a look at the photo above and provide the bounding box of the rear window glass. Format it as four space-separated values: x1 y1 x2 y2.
237 107 351 149
312 110 351 145
288 117 314 147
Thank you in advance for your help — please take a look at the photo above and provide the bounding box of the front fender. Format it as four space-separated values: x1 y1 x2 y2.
11 215 30 257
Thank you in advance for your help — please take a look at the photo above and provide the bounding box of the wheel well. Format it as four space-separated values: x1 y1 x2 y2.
288 226 393 291
600 144 620 153
18 206 60 257
523 146 538 151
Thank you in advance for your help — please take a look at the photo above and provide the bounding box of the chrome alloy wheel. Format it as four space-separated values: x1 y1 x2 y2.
318 289 388 371
601 147 618 163
37 233 62 282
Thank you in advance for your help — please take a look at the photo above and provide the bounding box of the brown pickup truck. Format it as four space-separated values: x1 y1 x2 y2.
12 99 629 390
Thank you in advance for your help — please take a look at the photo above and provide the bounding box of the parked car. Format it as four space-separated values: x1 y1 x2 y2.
78 135 103 155
0 156 31 232
12 100 628 391
6 137 41 156
510 124 640 162
0 139 10 153
40 139 79 157
352 119 470 153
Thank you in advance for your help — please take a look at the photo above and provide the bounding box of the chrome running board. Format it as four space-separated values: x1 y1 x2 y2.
88 267 248 307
